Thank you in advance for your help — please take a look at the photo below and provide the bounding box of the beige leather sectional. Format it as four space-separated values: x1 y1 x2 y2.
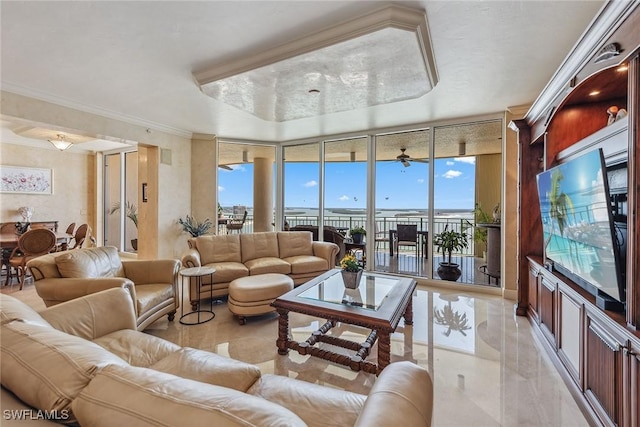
181 231 338 309
0 288 433 427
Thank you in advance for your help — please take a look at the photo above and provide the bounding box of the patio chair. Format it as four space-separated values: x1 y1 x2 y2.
394 224 419 259
226 211 247 234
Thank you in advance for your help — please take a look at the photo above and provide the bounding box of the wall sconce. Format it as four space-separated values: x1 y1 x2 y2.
48 134 73 151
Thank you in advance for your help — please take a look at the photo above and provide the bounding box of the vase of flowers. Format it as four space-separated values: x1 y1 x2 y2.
340 254 363 289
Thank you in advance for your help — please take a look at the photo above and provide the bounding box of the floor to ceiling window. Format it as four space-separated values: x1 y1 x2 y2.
374 130 430 277
104 150 138 252
218 118 502 287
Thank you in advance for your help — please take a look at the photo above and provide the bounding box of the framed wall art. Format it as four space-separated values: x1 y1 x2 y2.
0 166 53 195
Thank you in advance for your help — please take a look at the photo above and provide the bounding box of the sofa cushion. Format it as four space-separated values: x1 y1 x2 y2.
0 320 126 424
150 347 261 392
248 374 365 427
244 257 291 275
72 364 308 427
0 294 51 327
93 329 181 367
135 283 174 315
241 232 280 262
278 231 314 258
202 262 248 283
283 255 330 275
54 246 125 278
195 234 242 264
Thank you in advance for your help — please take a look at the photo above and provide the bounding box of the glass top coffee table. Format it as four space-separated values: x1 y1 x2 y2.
271 268 416 375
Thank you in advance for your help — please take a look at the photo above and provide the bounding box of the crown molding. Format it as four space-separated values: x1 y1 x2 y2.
193 4 438 89
1 82 192 139
525 1 638 125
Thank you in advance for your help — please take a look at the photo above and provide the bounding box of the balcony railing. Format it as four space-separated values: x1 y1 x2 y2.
230 213 477 257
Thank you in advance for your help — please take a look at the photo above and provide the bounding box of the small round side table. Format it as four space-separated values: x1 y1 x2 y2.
179 266 216 325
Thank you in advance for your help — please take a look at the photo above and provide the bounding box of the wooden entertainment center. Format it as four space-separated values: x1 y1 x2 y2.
510 3 639 426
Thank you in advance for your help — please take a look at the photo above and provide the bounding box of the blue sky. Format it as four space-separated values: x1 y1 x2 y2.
219 157 476 210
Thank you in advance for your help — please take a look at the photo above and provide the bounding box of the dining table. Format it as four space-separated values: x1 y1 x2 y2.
1 231 73 285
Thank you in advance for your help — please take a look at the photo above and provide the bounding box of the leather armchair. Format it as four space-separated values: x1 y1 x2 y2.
27 246 180 331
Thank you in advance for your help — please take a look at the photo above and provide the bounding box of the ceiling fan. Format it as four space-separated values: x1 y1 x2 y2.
395 148 428 167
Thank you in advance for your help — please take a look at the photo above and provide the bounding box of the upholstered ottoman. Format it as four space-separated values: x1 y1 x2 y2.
228 273 294 325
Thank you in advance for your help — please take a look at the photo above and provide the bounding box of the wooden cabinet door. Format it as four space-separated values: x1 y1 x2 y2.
538 274 556 348
624 341 640 427
584 313 624 426
528 263 539 322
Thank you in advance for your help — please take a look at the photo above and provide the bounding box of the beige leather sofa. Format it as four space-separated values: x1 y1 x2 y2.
0 288 433 427
26 246 180 331
181 231 338 309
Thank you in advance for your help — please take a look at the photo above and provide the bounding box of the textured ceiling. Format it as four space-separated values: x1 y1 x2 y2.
0 1 605 149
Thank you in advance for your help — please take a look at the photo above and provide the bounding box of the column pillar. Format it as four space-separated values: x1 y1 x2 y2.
253 157 273 232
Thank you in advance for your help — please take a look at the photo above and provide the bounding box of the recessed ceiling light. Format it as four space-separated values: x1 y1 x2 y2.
589 90 600 96
308 89 320 94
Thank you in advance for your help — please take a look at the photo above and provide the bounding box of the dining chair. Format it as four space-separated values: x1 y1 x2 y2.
226 211 247 234
57 222 76 251
8 228 57 290
394 224 419 259
71 224 92 249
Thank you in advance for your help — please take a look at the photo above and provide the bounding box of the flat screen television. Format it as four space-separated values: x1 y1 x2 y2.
536 148 625 309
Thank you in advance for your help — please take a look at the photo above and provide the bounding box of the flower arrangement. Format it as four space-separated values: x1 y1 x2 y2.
340 254 361 272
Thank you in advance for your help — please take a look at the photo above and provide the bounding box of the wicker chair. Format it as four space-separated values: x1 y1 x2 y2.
394 224 419 258
8 228 57 290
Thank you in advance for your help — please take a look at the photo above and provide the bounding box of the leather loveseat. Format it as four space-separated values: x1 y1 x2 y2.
0 288 434 427
181 231 338 309
26 246 180 331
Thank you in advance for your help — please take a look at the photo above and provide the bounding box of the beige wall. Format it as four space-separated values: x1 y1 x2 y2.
0 143 95 233
1 91 191 259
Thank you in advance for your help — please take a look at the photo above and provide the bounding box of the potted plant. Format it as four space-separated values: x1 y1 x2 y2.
178 215 213 238
433 226 469 281
349 226 366 244
340 253 362 289
109 201 138 250
217 203 224 218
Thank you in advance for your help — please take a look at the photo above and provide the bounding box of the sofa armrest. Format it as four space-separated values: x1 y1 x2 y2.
181 248 202 268
35 277 137 308
39 287 137 340
312 241 339 267
355 362 433 427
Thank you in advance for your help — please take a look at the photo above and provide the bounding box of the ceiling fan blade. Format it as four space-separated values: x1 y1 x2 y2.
218 164 232 170
401 159 411 167
410 158 429 163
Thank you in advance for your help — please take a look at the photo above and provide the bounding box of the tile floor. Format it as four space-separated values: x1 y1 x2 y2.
2 278 589 427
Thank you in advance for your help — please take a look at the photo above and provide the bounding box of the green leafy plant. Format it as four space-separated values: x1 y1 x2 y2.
340 254 361 272
349 226 366 236
217 203 223 216
178 215 213 237
473 203 491 244
433 226 469 265
109 201 138 228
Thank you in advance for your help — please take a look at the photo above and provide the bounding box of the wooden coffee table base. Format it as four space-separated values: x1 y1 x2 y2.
275 302 413 375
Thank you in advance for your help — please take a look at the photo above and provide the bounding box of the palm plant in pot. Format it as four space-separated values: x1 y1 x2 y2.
109 201 138 250
433 226 469 281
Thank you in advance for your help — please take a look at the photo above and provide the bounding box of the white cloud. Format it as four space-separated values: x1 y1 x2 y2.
417 178 425 183
339 195 349 201
218 186 225 192
443 170 463 179
454 157 476 164
446 161 454 166
304 180 318 188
